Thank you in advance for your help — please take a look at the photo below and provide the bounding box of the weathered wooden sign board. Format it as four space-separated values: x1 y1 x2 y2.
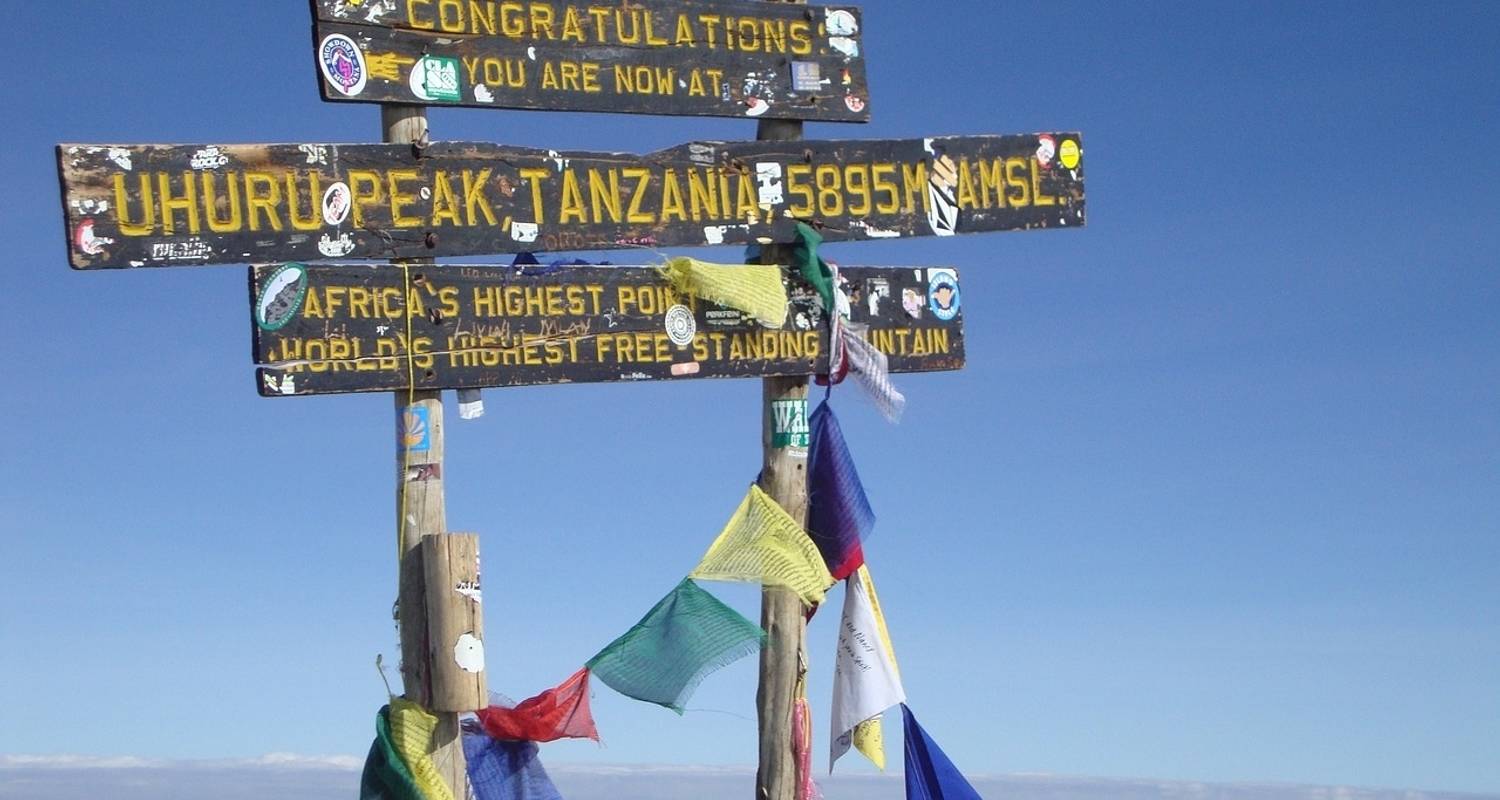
311 0 870 121
59 134 1083 268
250 262 964 396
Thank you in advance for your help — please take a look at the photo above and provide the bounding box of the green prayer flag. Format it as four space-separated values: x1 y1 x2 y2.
793 222 836 312
586 578 765 714
360 705 424 800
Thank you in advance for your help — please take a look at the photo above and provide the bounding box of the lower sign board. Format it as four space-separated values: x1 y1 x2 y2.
250 262 964 396
60 135 1083 269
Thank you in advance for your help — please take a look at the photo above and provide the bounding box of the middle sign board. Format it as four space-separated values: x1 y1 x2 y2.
311 0 871 121
59 134 1084 268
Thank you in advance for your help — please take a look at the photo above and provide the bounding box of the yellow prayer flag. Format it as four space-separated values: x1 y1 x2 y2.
852 715 887 771
857 565 901 678
389 697 457 800
850 566 900 771
661 257 789 328
690 485 835 606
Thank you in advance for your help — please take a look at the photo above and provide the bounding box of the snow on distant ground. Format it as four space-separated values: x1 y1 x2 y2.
1 756 1494 800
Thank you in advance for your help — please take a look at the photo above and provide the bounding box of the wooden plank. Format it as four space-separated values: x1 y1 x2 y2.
249 262 965 396
420 533 487 713
310 0 870 122
59 134 1084 268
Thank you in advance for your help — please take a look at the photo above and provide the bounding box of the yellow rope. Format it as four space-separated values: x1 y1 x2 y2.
397 261 416 562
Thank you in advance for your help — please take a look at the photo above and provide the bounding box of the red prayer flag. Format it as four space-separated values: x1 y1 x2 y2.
476 668 599 743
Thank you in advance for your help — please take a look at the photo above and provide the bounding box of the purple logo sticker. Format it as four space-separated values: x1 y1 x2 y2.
319 34 366 97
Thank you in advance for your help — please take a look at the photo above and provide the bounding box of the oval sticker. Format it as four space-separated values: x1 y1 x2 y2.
256 263 308 331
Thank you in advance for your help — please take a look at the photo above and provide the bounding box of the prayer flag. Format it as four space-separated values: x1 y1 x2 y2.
690 484 835 606
586 577 765 714
359 705 424 800
793 696 822 800
830 574 905 772
476 667 599 743
850 566 902 770
463 723 565 800
662 257 789 328
806 401 873 580
901 704 984 800
842 328 906 422
389 697 457 800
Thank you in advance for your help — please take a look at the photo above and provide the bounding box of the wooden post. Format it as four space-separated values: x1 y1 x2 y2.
422 532 487 711
384 103 469 799
754 103 809 800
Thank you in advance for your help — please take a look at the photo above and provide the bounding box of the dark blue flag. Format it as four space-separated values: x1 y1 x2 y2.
902 704 983 800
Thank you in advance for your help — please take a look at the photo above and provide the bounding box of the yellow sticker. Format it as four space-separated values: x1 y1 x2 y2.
1059 139 1080 169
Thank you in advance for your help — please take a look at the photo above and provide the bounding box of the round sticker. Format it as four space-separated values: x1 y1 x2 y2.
826 9 858 36
322 181 351 226
1035 135 1057 167
318 34 366 97
256 263 309 331
927 268 960 322
664 304 696 347
1059 138 1080 169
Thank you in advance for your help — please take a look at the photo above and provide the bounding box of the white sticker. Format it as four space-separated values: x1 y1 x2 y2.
510 221 539 242
318 232 356 257
322 182 352 226
755 163 784 206
826 9 859 36
189 147 228 170
318 33 367 97
454 633 485 673
664 304 696 347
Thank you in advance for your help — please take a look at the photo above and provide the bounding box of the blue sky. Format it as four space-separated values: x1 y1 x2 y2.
2 0 1497 795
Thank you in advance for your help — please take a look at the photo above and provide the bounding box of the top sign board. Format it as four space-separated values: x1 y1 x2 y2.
311 0 870 121
57 134 1084 269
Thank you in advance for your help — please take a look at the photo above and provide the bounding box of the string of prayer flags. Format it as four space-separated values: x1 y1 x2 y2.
475 667 599 743
830 572 906 772
690 485 836 606
462 722 565 800
586 577 765 714
901 704 984 800
806 400 874 580
850 566 902 770
662 257 789 328
389 698 458 800
360 705 424 800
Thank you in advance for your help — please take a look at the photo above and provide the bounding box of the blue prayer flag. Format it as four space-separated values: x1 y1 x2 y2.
807 400 873 580
901 704 983 800
463 723 565 800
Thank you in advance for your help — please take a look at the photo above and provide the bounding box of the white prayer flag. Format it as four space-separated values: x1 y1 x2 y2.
829 574 906 771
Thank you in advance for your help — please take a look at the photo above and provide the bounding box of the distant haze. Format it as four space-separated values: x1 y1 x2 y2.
2 757 1494 800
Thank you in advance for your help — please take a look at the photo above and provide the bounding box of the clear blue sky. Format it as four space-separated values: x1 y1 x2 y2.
3 0 1496 795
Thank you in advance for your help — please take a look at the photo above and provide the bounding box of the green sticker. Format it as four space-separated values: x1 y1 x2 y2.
770 399 810 448
412 55 461 102
255 263 308 331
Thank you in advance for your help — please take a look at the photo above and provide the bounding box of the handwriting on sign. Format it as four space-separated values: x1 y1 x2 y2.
250 263 965 396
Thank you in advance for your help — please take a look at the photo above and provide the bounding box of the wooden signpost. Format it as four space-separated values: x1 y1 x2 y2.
311 0 871 121
58 0 1086 797
57 134 1085 268
250 261 965 395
